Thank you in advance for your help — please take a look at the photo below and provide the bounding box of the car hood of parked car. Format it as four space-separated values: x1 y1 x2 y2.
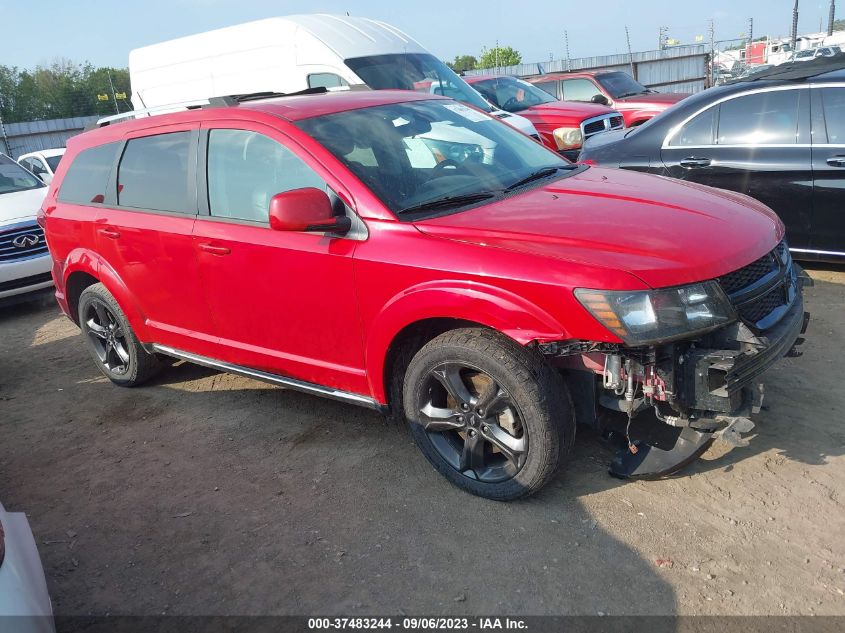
517 101 617 126
0 187 48 225
414 166 782 289
615 91 689 108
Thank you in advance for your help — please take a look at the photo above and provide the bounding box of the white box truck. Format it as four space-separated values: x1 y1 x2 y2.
128 14 540 140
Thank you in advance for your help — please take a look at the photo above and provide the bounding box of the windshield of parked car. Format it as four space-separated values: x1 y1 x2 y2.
0 154 45 194
296 99 575 220
470 76 557 113
46 154 63 172
595 72 651 99
344 53 495 113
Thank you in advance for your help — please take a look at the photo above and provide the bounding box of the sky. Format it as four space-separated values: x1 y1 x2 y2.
2 0 839 70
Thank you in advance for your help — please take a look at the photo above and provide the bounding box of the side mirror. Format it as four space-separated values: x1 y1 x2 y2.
268 187 351 234
591 94 610 106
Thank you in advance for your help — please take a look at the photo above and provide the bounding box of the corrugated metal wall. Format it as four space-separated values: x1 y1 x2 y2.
465 45 708 94
0 115 98 159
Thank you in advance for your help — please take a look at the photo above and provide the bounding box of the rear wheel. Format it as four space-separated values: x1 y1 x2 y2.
403 328 574 500
78 283 161 387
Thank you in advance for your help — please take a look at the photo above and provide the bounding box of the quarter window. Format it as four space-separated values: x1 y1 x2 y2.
118 132 193 213
561 78 601 102
207 129 325 223
716 90 800 145
820 88 845 144
307 73 349 89
58 142 120 205
669 107 717 146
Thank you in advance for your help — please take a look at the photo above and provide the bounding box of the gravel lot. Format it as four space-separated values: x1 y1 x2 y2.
1 267 843 618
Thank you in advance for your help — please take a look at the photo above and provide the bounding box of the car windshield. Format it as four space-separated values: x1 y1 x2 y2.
595 72 650 99
344 53 495 113
471 76 557 112
0 155 44 194
296 99 575 220
46 154 63 172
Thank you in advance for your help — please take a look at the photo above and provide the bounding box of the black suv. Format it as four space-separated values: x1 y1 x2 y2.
580 57 845 261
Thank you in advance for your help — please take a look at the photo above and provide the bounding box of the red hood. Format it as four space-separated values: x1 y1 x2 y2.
414 167 783 289
517 101 616 126
615 92 689 108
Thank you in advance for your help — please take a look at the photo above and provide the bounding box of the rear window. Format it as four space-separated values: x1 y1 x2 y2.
58 143 119 205
117 132 193 213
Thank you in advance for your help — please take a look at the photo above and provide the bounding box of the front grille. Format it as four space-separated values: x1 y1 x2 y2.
717 240 796 330
0 222 48 263
0 271 52 293
581 113 626 139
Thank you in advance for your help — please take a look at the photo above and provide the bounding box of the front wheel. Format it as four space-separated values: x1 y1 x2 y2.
78 283 161 387
403 329 574 500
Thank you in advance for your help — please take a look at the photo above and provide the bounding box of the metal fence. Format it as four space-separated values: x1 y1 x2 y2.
464 45 709 94
0 115 98 159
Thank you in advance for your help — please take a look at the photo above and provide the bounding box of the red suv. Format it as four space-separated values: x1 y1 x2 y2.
42 89 807 500
464 75 624 159
527 70 690 127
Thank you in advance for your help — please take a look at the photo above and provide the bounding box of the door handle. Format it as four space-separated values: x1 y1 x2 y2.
680 157 712 168
98 228 120 239
826 156 845 167
198 243 231 256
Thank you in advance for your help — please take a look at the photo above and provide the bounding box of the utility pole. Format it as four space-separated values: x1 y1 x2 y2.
828 0 836 36
708 19 716 87
792 0 799 50
0 111 10 157
748 17 754 44
658 26 669 50
625 26 635 76
564 31 572 71
106 69 120 115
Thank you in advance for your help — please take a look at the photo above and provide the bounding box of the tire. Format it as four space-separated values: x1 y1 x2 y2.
403 328 574 500
77 283 161 387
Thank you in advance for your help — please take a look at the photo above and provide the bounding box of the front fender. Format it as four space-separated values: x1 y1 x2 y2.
365 280 567 403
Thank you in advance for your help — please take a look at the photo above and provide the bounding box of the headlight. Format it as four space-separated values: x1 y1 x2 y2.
575 281 736 346
552 127 583 150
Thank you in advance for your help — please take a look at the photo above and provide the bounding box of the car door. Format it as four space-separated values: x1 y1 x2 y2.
561 78 605 103
192 122 367 395
809 85 845 255
97 125 214 354
660 86 813 249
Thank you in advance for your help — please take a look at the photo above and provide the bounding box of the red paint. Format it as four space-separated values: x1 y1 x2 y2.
45 91 781 406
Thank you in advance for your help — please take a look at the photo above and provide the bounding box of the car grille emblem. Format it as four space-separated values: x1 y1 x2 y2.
12 234 40 248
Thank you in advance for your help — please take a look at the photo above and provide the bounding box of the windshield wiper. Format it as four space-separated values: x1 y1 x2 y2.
397 192 497 215
504 165 574 192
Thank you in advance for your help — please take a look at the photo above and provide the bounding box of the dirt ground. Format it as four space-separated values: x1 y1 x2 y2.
1 267 843 618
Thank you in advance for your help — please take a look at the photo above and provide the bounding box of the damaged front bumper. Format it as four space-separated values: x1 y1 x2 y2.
543 260 811 479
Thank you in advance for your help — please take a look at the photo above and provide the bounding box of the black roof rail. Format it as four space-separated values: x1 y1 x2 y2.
206 87 330 108
728 52 845 84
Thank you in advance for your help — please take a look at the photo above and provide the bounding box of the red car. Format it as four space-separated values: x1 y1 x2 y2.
42 89 807 499
527 70 690 127
465 74 624 159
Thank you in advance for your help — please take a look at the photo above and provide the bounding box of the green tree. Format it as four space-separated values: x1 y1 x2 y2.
446 55 477 73
478 45 522 69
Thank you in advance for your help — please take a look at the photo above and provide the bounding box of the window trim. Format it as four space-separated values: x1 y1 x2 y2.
661 84 808 149
111 127 200 216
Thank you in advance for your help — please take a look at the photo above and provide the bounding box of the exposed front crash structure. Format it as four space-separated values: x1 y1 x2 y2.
544 241 810 478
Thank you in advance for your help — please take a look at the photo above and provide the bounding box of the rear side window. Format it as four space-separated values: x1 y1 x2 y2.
58 142 119 205
532 81 559 98
669 107 717 146
207 129 325 223
117 132 193 213
716 90 800 145
820 88 845 144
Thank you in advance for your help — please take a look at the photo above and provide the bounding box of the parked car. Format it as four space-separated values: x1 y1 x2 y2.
465 75 624 159
526 70 690 127
44 89 808 499
17 149 65 185
127 14 540 141
579 63 845 261
791 46 841 62
0 154 51 306
0 500 55 632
